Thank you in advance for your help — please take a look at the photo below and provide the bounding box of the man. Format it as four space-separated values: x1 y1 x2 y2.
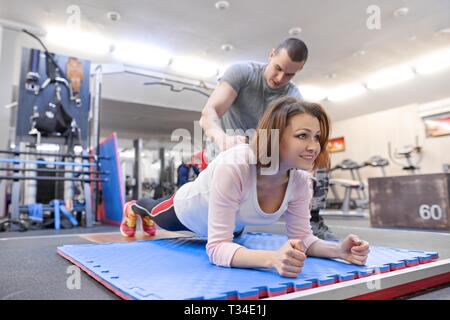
177 160 200 188
199 38 337 241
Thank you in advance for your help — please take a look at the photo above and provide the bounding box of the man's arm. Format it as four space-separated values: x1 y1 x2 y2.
199 81 241 151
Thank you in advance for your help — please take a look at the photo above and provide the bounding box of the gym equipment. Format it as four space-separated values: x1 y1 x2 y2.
0 148 107 160
52 199 78 230
5 154 97 230
0 158 97 167
388 140 422 174
1 133 122 231
96 133 125 226
0 149 107 182
0 166 106 176
66 57 84 100
25 48 41 94
0 30 121 232
17 201 81 231
328 178 364 215
444 164 450 173
16 37 90 148
327 160 368 216
369 173 450 230
57 232 444 300
0 175 105 183
27 203 44 222
327 156 389 216
25 50 82 145
363 156 389 177
340 159 367 200
143 81 211 97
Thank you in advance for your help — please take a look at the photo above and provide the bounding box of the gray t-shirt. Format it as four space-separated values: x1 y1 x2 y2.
220 62 302 133
205 62 302 160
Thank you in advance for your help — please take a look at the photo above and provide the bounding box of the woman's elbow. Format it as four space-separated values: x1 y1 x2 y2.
205 242 217 264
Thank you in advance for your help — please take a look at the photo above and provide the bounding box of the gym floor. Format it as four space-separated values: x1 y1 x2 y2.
1 213 449 300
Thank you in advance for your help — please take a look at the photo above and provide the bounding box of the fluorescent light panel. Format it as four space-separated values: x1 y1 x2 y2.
413 47 450 75
366 65 415 90
170 56 219 78
327 83 366 102
298 85 327 101
46 26 111 55
113 42 171 68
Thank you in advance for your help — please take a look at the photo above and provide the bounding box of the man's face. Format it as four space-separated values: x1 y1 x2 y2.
264 48 305 89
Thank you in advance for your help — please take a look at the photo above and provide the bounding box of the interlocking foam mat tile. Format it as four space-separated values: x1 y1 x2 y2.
57 232 439 300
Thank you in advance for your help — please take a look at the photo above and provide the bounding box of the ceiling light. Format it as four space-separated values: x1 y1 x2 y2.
170 57 219 78
221 44 234 51
327 83 366 102
113 42 171 68
365 65 415 90
436 28 450 35
288 27 302 36
298 85 327 101
412 47 450 75
353 50 366 57
107 11 121 22
393 7 409 17
46 26 111 55
215 1 230 10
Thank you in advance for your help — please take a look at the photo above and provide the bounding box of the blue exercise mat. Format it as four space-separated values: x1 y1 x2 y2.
57 232 439 300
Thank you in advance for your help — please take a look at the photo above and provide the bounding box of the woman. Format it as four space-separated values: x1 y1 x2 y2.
120 96 370 278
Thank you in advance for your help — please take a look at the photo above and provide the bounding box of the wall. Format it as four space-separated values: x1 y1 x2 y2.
329 100 450 183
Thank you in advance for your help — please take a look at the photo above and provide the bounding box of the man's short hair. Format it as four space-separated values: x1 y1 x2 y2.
274 38 308 63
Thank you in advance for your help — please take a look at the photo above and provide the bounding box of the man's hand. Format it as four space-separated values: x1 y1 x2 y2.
272 240 306 278
339 234 370 265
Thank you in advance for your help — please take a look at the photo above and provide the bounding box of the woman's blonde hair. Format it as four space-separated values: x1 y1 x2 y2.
251 96 331 170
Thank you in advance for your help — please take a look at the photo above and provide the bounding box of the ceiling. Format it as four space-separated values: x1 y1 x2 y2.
1 0 449 141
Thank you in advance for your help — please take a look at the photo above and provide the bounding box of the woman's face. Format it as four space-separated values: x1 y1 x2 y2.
279 113 321 171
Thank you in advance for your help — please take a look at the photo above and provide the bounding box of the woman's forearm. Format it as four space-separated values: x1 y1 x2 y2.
230 247 275 269
231 241 342 269
306 240 342 259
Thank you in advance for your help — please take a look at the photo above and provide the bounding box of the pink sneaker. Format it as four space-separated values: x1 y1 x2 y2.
141 215 156 236
120 201 138 237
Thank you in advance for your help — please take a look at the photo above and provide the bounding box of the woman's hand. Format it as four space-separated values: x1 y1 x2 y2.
339 234 370 265
272 240 306 278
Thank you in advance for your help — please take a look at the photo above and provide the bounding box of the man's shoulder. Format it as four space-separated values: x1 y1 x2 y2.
228 61 265 73
284 82 302 98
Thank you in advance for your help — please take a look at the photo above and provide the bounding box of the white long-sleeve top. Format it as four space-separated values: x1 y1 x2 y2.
173 144 320 267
